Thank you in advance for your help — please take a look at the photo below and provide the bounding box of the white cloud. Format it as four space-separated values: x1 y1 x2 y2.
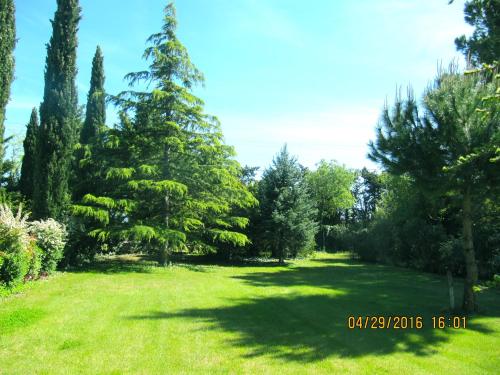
220 106 380 170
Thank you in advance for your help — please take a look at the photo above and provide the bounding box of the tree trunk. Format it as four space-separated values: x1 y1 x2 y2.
461 185 478 312
278 250 284 265
158 241 170 266
322 222 326 252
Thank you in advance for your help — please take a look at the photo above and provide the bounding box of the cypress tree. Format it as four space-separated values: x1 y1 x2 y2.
19 108 39 200
81 46 105 144
33 0 81 220
0 0 16 174
72 46 106 202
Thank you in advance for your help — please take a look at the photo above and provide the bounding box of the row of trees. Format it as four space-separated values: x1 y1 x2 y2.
1 0 357 270
342 0 500 312
1 0 353 269
1 0 498 313
2 1 258 266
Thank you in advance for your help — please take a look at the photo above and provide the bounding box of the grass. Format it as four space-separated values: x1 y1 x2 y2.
0 252 499 374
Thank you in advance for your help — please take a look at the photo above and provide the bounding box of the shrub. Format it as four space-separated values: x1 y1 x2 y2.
29 219 67 274
0 248 31 286
0 204 32 286
26 244 43 280
0 204 31 250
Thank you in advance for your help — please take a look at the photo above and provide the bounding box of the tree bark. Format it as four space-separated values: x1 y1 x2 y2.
322 222 326 252
462 185 478 312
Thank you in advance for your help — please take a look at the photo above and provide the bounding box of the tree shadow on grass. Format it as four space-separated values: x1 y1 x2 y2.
69 255 157 274
170 253 290 268
127 259 498 363
68 252 287 275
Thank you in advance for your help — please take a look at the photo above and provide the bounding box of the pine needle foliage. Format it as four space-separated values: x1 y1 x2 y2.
368 67 499 311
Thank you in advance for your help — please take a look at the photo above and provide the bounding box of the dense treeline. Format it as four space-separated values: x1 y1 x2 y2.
0 0 498 312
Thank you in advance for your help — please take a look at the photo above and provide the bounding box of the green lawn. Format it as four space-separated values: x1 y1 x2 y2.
0 252 499 374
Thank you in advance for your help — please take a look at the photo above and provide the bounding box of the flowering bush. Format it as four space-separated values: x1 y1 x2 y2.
0 204 31 250
0 204 67 286
29 219 67 274
0 204 33 286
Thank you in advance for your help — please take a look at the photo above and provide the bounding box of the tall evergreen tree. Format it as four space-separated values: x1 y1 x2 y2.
258 146 318 263
33 0 81 220
73 46 106 202
0 0 16 175
454 0 500 65
81 46 105 144
72 4 256 263
369 68 499 312
19 108 39 201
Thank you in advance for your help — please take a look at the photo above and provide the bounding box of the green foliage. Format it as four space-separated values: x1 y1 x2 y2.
19 108 39 201
33 0 81 221
0 248 30 286
257 146 318 262
0 203 66 284
368 70 498 311
73 46 107 203
81 46 106 144
307 160 355 250
29 218 67 274
71 4 256 263
350 168 383 224
455 0 500 65
0 203 31 286
26 243 43 280
353 175 448 268
0 0 16 174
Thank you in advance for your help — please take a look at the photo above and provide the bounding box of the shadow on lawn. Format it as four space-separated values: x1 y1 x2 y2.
171 253 290 268
71 256 157 274
72 253 288 274
128 257 498 363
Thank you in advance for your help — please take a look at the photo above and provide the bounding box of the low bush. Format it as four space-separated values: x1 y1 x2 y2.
0 204 67 287
0 204 32 286
26 244 43 280
29 219 67 274
0 248 31 286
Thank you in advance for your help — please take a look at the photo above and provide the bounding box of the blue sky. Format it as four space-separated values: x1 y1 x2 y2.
6 0 471 171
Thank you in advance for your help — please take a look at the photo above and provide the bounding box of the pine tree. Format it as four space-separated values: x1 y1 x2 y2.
81 46 105 144
72 4 256 263
455 0 500 66
19 108 39 201
258 146 318 263
33 0 81 220
0 0 16 175
369 68 499 312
